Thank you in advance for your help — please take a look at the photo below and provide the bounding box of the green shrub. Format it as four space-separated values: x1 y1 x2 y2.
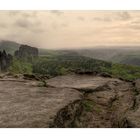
9 58 32 74
111 63 140 80
8 54 140 81
82 100 95 112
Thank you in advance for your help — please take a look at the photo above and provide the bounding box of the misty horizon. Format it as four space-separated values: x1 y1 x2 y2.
1 39 140 50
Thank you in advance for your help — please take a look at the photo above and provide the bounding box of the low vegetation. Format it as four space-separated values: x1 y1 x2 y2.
32 54 111 76
7 52 140 81
102 63 140 81
9 57 32 74
82 100 95 112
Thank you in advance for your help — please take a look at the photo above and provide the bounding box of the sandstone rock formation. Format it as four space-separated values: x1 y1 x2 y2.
47 74 140 128
0 74 81 127
0 50 12 71
0 73 139 128
14 44 38 61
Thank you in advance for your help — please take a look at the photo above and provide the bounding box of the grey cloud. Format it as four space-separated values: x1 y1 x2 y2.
131 19 140 24
108 20 140 30
31 28 44 33
130 25 140 30
93 17 112 22
117 11 131 21
124 19 140 30
50 10 63 16
8 11 38 19
77 16 85 21
14 18 43 33
92 11 131 22
8 11 40 32
21 11 38 18
61 23 68 27
128 22 140 30
8 11 20 16
51 22 58 29
14 19 33 28
51 22 68 29
5 33 20 40
0 23 7 28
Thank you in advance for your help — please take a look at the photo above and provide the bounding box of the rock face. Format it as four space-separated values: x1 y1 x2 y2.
134 79 140 93
14 44 38 61
48 74 140 128
0 50 12 71
0 73 140 128
0 74 81 127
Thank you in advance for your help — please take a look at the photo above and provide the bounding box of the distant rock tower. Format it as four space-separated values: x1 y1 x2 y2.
14 44 38 62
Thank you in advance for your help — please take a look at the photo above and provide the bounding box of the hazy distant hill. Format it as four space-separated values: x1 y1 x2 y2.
38 47 140 66
1 40 140 67
74 47 140 66
39 48 78 57
112 54 140 66
0 40 20 54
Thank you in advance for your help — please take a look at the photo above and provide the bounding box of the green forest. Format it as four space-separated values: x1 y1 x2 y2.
8 52 140 81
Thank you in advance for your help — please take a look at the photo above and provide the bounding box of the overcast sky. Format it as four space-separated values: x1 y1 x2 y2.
0 10 140 49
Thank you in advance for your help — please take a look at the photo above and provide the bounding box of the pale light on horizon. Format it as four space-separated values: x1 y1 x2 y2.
0 10 140 49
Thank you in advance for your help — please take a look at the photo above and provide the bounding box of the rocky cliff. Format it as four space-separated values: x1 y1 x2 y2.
14 44 38 61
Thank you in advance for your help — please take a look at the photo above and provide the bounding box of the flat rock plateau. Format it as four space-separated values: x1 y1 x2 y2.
0 73 139 128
